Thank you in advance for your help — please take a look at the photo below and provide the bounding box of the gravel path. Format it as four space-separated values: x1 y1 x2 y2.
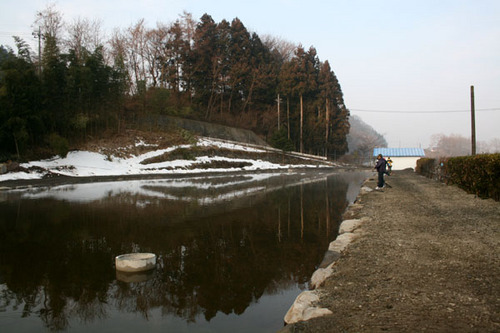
281 169 500 332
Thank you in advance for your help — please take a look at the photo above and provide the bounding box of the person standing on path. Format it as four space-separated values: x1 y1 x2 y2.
374 154 387 190
386 157 393 175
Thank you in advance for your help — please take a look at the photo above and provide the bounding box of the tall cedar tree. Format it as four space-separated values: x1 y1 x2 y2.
191 14 219 119
318 60 349 157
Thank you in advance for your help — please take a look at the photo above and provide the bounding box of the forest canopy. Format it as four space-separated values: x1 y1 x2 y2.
0 5 350 161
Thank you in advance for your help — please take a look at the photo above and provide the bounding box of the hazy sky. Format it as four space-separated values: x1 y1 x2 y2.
1 0 499 148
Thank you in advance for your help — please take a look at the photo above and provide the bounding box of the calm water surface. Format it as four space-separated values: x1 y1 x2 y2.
0 170 369 332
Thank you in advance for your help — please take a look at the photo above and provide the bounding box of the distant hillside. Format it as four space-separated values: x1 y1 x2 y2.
346 115 387 164
347 115 387 152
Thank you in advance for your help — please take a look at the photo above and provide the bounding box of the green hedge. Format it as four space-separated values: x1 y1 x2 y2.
445 154 500 200
417 154 500 201
415 158 436 178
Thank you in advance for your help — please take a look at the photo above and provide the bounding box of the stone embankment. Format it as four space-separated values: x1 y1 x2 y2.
280 169 500 332
283 191 372 325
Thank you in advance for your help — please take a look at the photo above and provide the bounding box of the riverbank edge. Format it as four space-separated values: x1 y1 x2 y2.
280 173 376 327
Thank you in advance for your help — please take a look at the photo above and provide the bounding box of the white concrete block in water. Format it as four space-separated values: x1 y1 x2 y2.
115 253 156 272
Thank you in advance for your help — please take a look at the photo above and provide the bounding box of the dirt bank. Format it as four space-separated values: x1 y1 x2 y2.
281 169 500 332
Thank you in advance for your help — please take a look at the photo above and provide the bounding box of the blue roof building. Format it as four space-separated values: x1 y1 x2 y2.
373 147 425 170
373 147 425 157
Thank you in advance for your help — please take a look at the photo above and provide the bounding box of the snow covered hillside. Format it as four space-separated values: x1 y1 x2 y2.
0 137 333 183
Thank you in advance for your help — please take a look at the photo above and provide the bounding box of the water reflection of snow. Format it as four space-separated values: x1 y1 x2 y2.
11 172 328 205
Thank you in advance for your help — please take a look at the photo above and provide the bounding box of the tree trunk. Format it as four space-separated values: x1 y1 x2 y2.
13 135 20 160
242 71 256 113
277 93 280 130
287 97 290 140
300 93 303 153
325 98 329 157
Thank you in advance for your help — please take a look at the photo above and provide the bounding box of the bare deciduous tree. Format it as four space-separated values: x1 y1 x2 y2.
429 134 500 156
145 23 169 88
66 17 104 63
430 134 471 156
126 19 149 93
486 138 500 153
34 3 64 42
261 34 296 62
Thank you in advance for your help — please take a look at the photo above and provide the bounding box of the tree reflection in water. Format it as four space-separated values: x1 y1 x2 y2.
0 171 368 331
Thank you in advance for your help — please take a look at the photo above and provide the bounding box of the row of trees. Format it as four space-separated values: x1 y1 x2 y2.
428 134 500 157
0 5 350 161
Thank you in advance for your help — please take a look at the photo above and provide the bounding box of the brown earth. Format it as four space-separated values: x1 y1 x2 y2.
77 129 189 158
281 169 500 333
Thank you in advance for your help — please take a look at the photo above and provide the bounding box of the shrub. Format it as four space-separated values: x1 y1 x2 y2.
416 154 500 201
270 128 294 151
416 158 436 177
445 154 500 200
47 133 69 158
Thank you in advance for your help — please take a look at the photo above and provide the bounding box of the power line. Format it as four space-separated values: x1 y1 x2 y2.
349 108 500 114
0 31 33 36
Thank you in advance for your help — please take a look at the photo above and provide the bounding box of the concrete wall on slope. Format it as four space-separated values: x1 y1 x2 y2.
140 115 268 147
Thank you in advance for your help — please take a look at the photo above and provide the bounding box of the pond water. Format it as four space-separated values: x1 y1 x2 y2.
0 170 369 332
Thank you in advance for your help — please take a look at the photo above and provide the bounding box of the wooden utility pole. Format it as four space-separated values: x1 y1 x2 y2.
325 98 329 157
287 97 290 139
276 94 281 130
33 26 42 76
38 27 42 76
300 94 303 153
470 85 476 155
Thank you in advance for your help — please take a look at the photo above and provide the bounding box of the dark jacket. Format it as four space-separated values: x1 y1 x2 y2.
375 158 387 173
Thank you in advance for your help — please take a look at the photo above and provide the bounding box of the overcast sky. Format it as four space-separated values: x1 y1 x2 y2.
1 0 499 148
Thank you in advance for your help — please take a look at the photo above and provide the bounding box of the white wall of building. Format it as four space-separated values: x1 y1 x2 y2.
389 157 421 170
